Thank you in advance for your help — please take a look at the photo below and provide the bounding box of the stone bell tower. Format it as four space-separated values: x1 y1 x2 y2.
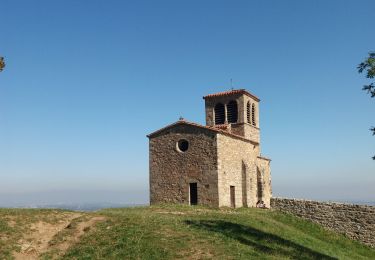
203 89 260 144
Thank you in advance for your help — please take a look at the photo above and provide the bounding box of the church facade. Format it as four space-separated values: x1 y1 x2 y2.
147 89 272 208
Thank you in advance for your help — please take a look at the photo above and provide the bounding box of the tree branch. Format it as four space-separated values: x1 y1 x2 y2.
358 52 375 160
0 57 5 72
362 84 375 98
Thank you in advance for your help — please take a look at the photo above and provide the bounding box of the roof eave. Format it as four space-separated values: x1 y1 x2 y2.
203 89 260 102
257 156 272 162
147 120 259 146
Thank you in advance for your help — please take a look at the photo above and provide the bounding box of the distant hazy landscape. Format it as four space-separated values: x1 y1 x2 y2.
0 200 374 212
3 202 148 211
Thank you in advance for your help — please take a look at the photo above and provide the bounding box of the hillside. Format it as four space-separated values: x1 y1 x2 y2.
1 205 374 259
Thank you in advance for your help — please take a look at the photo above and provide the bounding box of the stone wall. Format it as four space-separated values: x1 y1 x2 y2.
271 198 375 248
256 157 272 207
231 123 260 144
217 133 256 208
149 124 219 206
216 134 271 208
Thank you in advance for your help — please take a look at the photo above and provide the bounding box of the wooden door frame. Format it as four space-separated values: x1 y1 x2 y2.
230 185 235 208
189 182 198 205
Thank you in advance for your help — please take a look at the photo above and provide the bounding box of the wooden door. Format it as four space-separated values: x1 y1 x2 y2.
190 183 198 205
230 186 235 208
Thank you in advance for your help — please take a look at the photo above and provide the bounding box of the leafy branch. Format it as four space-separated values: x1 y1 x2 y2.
0 57 4 72
358 52 375 160
358 52 375 98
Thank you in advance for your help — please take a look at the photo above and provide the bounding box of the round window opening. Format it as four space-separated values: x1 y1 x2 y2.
177 139 189 152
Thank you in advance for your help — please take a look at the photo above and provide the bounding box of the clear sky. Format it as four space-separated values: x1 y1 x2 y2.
0 0 374 206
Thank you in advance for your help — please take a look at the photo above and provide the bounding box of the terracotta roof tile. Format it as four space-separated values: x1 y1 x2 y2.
203 89 260 101
213 124 229 130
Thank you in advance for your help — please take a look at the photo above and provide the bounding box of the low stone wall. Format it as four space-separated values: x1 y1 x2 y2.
271 198 375 248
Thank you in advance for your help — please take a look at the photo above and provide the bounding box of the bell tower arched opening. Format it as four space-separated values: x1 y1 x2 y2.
214 103 225 124
227 100 238 123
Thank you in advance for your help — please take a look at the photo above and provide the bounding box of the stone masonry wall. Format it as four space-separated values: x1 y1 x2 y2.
217 134 271 208
271 198 375 248
149 124 219 207
231 123 260 144
256 157 272 207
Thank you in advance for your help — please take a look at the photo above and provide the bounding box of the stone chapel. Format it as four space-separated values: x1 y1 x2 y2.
147 89 272 208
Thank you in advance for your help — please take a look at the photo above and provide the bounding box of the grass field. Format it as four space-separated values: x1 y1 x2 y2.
1 205 374 259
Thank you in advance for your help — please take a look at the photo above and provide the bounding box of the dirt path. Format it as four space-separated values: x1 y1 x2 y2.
13 213 105 259
55 216 106 253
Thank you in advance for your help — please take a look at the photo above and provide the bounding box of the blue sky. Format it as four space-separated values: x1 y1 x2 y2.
0 0 374 206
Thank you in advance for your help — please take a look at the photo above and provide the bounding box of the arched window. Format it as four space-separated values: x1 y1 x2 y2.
214 103 225 124
246 101 251 124
227 100 238 123
251 103 256 126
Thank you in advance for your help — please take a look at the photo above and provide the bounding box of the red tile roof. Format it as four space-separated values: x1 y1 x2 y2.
213 124 229 130
203 89 260 101
147 119 259 145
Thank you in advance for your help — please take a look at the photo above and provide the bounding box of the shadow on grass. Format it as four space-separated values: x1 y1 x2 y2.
185 220 337 260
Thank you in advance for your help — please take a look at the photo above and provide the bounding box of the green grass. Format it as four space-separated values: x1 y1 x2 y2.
1 205 374 259
64 205 374 260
